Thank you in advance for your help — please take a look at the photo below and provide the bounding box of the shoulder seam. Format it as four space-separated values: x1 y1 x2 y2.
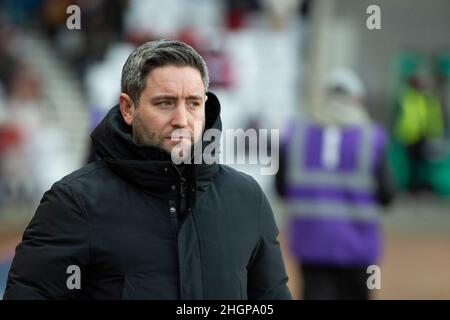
61 162 109 184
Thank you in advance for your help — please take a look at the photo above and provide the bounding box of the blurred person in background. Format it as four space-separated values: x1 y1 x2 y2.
0 16 51 205
4 39 291 300
394 73 448 192
276 68 396 299
0 63 42 204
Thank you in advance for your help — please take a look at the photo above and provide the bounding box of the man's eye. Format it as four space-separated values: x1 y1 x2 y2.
189 101 200 107
158 101 173 107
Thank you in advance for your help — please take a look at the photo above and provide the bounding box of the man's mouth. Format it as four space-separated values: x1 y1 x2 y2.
166 136 189 141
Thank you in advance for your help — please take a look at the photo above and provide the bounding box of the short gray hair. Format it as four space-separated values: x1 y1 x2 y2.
121 39 209 104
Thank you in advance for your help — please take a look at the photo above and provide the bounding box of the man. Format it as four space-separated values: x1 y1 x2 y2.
4 40 291 300
394 74 447 191
276 69 395 300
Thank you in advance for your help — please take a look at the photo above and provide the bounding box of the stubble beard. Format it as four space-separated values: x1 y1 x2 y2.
132 115 166 151
131 116 199 156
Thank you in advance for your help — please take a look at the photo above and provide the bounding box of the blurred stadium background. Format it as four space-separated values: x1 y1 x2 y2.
1 0 450 299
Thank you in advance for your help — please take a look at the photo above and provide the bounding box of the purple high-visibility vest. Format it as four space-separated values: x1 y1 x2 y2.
283 121 388 266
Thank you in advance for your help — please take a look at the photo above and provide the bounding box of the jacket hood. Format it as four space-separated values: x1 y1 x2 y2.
90 91 222 196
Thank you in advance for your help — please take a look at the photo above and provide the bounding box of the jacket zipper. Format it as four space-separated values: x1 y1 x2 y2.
179 176 188 217
169 165 189 232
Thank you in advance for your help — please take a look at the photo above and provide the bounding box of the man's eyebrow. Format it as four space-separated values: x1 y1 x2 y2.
186 95 203 100
151 95 177 101
151 95 204 101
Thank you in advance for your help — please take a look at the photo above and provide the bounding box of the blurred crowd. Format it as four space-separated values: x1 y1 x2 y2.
0 0 310 207
0 16 44 205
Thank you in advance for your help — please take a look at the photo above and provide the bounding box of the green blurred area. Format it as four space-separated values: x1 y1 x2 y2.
388 53 450 197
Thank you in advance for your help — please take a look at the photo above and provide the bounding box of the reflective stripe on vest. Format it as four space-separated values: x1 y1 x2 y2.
285 122 380 222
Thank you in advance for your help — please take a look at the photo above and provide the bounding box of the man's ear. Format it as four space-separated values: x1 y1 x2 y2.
119 93 135 126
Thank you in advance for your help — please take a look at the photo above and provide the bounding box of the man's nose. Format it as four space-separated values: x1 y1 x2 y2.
171 105 188 128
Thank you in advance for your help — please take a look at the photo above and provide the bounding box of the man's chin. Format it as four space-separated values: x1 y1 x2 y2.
168 142 194 160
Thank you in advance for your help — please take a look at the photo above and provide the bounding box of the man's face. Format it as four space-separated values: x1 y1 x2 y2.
120 65 207 156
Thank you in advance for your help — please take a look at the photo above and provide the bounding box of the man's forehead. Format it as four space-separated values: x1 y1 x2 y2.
145 65 205 92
